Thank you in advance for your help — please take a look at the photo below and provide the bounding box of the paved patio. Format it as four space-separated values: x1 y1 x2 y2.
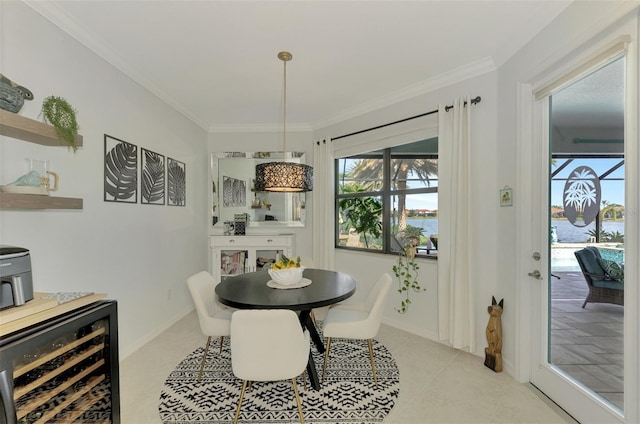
550 271 624 411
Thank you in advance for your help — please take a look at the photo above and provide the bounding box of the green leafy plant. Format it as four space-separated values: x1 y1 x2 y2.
392 241 424 314
586 228 625 243
338 190 383 248
40 96 80 152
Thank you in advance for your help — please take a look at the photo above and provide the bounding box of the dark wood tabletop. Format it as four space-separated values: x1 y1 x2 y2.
215 268 357 311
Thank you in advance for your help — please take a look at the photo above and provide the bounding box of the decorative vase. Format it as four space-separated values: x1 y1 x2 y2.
0 83 24 113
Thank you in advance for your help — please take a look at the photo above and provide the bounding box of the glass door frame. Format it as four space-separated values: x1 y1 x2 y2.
515 13 640 423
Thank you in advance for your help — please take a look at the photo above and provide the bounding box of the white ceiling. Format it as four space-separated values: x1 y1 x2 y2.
26 0 573 131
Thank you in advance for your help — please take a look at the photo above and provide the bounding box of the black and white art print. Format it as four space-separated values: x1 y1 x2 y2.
167 158 186 206
223 176 246 207
104 134 138 203
141 148 165 205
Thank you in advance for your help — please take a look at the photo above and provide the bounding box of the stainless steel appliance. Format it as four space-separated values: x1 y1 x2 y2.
0 246 34 309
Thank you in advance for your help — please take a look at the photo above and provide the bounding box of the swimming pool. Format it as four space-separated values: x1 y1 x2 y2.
550 243 624 272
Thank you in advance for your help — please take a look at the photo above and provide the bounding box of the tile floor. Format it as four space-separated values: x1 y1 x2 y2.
120 311 576 423
550 271 624 410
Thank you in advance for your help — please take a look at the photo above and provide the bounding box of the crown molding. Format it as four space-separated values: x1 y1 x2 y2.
24 1 210 130
208 123 313 133
310 56 496 130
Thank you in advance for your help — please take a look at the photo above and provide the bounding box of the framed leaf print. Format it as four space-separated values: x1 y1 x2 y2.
141 148 165 205
167 157 186 206
223 176 246 207
104 134 138 203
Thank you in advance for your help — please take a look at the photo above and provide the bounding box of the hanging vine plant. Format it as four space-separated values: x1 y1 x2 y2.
392 240 425 314
40 96 80 152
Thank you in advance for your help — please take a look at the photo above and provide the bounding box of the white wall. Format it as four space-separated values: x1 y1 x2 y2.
314 71 500 349
0 2 208 359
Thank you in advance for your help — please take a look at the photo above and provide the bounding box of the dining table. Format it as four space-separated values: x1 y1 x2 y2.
215 268 357 390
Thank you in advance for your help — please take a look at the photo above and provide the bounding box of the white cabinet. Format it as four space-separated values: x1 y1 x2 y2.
209 235 295 282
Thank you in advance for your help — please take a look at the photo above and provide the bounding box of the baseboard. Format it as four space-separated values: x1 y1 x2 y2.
119 306 194 360
381 316 440 342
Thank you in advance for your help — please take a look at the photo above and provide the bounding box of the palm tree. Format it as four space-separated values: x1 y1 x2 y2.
345 156 437 233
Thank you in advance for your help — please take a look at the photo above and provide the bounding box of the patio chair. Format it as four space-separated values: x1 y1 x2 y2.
574 248 624 308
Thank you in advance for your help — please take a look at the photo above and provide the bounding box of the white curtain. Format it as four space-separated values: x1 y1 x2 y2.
312 138 335 270
437 97 475 351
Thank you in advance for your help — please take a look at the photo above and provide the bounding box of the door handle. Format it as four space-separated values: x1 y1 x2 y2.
528 270 543 280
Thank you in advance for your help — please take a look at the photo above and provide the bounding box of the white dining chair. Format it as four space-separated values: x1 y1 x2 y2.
321 273 392 388
231 309 310 424
186 271 232 381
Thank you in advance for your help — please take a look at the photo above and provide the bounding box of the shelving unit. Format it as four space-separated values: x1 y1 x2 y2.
210 235 295 282
0 109 84 210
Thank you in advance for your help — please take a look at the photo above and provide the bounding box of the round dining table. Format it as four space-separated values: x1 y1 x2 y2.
215 268 357 390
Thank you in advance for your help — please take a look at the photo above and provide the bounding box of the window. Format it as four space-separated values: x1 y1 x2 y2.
336 138 438 257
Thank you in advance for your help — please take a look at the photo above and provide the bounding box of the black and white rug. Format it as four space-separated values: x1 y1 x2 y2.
159 327 400 423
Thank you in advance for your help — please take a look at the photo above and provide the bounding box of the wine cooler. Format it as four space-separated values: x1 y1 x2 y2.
0 300 119 423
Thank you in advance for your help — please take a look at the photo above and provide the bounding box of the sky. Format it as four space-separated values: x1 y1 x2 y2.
551 158 625 208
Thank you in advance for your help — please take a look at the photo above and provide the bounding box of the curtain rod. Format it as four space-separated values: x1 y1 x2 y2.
327 96 481 142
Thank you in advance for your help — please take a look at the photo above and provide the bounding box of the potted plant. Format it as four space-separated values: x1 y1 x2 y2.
392 239 424 314
40 96 80 152
404 224 425 247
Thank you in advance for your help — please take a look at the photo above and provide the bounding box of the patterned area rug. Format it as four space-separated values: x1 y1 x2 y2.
159 326 400 423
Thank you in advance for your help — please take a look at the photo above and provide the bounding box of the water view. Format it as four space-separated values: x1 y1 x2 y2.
406 218 624 244
406 218 438 237
552 219 624 243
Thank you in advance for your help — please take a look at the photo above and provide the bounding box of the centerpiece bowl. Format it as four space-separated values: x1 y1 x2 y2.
268 266 305 286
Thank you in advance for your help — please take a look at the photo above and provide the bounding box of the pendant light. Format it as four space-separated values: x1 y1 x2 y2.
255 51 313 192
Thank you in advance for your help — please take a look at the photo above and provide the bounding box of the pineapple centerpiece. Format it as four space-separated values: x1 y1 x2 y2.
268 255 304 285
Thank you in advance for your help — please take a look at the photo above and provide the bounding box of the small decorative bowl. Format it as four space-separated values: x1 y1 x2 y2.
268 267 305 286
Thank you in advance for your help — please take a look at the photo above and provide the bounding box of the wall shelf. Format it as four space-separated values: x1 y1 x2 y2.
0 110 84 209
0 109 83 147
0 192 83 209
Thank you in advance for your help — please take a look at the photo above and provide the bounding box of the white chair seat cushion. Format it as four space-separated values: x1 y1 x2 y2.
322 308 373 339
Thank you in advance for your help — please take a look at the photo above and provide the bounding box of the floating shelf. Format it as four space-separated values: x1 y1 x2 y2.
0 192 83 209
0 109 84 210
0 109 83 147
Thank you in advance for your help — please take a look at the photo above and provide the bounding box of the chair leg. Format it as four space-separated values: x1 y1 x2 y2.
302 370 307 391
197 336 212 381
322 337 332 383
234 380 248 424
291 378 305 424
219 335 225 353
367 339 378 388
